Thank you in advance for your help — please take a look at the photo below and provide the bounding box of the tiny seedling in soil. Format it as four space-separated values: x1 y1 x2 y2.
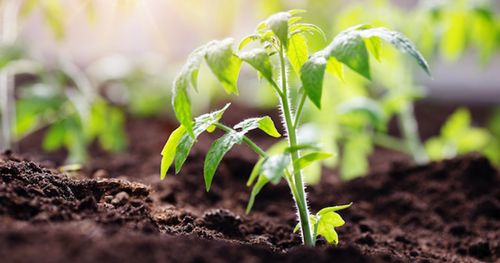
161 10 430 246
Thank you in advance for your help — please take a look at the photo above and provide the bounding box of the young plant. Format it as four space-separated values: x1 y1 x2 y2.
161 10 429 246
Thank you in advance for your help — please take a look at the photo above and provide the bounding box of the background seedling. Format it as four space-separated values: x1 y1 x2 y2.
161 10 430 246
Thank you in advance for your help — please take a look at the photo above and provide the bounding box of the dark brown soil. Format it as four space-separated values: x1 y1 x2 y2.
1 102 499 262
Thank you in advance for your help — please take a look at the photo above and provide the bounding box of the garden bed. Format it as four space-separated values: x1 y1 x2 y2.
1 103 499 263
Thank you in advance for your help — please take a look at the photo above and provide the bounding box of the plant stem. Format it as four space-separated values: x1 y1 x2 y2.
399 103 428 164
214 123 267 158
372 133 409 153
278 45 314 246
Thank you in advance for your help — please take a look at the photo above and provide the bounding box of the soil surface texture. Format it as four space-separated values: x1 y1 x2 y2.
1 102 498 263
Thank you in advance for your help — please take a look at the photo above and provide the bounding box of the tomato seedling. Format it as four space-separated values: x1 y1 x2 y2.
161 10 429 246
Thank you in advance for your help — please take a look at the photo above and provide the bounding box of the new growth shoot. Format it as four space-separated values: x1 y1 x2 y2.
160 10 430 246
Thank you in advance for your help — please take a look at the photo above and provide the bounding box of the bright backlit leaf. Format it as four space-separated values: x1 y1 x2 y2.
294 152 333 169
234 116 281 137
174 104 230 173
316 211 346 245
265 12 290 48
205 38 242 95
287 33 308 76
239 48 274 84
160 125 186 180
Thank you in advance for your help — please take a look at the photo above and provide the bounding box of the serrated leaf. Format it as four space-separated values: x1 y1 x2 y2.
160 125 186 180
204 131 244 191
234 116 281 137
239 48 273 84
246 175 269 214
294 152 333 169
205 38 242 94
172 77 193 136
357 27 431 75
266 12 290 48
317 203 353 215
287 33 308 76
328 28 371 79
316 211 346 245
300 53 327 108
174 104 230 173
260 154 290 184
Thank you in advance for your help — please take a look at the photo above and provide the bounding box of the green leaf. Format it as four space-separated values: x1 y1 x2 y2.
234 116 281 137
300 53 327 108
265 12 290 48
181 47 207 92
357 27 431 75
247 158 264 186
364 37 382 61
174 104 230 173
246 175 269 214
442 108 470 139
204 131 244 191
260 154 290 184
160 125 186 180
317 203 353 215
325 57 344 81
328 27 371 79
287 33 308 76
257 116 281 138
239 48 274 84
316 211 346 245
172 77 193 136
205 38 242 95
294 152 333 169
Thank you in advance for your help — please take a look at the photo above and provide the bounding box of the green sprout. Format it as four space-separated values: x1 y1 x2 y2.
160 10 430 246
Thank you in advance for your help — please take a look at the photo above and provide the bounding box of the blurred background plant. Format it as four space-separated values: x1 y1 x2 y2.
0 0 498 172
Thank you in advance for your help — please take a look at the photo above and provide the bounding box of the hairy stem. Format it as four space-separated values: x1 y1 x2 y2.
278 45 314 246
